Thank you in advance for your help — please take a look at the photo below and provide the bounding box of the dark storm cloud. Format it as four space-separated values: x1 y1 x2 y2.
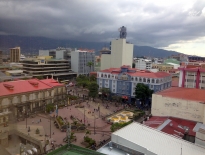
0 0 205 48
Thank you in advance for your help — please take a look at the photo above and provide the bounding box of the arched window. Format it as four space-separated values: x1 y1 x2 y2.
108 75 110 78
147 79 150 83
131 77 134 81
152 79 155 83
135 77 138 81
143 78 146 82
101 74 103 77
105 74 107 78
139 78 142 82
156 79 159 83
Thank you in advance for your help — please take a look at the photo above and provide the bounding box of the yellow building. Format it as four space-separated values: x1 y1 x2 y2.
152 64 174 72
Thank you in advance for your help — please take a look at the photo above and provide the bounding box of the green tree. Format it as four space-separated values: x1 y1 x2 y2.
88 82 99 101
90 75 96 82
132 63 135 68
87 61 94 72
76 75 90 90
99 87 111 101
135 83 153 105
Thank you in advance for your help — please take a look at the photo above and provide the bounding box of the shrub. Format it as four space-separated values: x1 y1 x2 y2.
36 128 40 134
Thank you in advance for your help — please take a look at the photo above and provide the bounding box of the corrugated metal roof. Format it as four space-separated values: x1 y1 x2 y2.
112 122 205 155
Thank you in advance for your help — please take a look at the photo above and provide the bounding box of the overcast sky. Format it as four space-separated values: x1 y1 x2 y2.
0 0 205 56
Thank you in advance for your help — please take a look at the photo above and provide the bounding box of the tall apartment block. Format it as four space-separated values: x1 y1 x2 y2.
0 51 2 64
10 47 21 62
71 49 95 76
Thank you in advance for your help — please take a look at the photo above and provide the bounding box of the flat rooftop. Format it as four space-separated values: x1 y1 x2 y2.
47 144 105 155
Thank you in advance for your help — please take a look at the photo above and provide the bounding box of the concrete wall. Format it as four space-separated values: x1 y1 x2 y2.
71 51 79 73
151 94 205 123
101 54 111 70
39 50 49 56
111 39 123 68
122 42 133 67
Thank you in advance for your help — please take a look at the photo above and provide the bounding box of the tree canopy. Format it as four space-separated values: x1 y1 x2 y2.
88 82 99 99
135 83 153 102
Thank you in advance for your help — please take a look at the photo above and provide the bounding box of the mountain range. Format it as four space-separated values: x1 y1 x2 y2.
0 35 181 58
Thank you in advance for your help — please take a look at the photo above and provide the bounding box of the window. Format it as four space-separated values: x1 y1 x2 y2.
101 74 103 77
105 74 107 78
152 79 155 83
135 77 138 81
113 89 115 92
156 79 159 83
147 79 150 83
139 78 142 82
143 78 146 82
108 75 110 78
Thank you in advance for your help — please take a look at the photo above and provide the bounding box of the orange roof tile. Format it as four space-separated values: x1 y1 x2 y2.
156 87 205 102
40 79 64 87
0 79 52 97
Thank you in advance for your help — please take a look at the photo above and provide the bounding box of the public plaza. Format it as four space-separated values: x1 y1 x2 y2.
3 85 136 154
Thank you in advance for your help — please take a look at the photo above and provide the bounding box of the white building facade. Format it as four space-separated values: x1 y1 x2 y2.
101 39 133 70
71 49 95 76
134 58 152 70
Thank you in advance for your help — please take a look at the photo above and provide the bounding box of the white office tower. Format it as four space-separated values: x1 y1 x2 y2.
101 26 134 70
71 49 95 76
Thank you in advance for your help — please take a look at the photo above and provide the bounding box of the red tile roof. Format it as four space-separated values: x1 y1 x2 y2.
145 116 197 138
100 67 171 78
156 87 205 102
0 79 52 97
40 79 64 87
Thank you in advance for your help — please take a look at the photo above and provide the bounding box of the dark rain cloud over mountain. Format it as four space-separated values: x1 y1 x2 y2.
0 0 205 51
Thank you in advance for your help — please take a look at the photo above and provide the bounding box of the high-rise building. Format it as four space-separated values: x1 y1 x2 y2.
10 47 21 62
134 58 152 70
39 47 71 60
0 51 2 64
71 49 95 76
101 26 134 70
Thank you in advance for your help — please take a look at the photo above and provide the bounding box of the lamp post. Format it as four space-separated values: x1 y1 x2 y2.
50 115 51 138
94 116 98 135
84 106 85 125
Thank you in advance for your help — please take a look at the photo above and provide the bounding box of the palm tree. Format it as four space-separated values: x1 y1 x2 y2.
87 61 94 73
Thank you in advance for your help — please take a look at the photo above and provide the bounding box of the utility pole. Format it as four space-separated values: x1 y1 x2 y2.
84 107 85 124
50 115 51 138
94 115 96 135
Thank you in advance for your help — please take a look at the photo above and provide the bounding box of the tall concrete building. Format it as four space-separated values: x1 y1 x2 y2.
101 26 134 70
10 47 21 62
39 47 71 60
0 51 2 64
71 49 95 76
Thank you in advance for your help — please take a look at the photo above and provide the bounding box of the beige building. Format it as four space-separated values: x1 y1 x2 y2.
152 64 174 72
0 79 66 123
101 39 133 70
10 47 21 62
152 87 205 124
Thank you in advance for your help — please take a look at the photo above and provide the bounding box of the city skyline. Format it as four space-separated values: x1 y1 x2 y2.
0 0 205 56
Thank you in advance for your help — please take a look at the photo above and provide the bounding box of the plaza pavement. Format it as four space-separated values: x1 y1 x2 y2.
15 99 122 147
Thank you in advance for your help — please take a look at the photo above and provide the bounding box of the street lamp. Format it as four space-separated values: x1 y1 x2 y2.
94 116 98 135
